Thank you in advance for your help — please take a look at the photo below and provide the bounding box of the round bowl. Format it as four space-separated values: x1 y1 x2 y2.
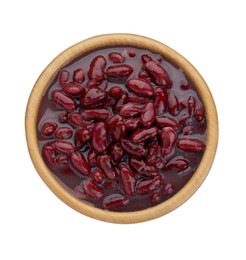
25 33 218 224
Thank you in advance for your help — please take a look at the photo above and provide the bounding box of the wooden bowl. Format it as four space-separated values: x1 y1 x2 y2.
25 34 218 224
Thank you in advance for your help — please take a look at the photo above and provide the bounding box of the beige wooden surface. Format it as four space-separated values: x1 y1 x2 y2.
25 34 218 224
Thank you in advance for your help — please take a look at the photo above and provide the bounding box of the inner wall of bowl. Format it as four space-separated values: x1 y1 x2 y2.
27 34 217 223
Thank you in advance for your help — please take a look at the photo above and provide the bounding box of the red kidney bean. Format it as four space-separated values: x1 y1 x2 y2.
131 127 158 144
56 154 68 167
177 138 205 152
103 96 115 107
141 54 152 63
106 64 133 83
143 61 170 86
88 55 106 82
59 69 70 87
109 52 125 63
121 138 146 157
163 183 175 195
178 111 190 125
98 155 117 180
128 50 136 57
147 143 159 165
52 140 75 154
165 156 189 172
180 83 189 90
108 86 123 98
138 70 150 80
155 87 168 115
97 80 108 90
41 122 58 137
168 94 179 116
112 121 126 142
51 90 76 111
68 112 89 128
91 122 106 154
119 103 143 118
84 79 97 90
113 92 128 113
42 143 58 170
194 103 204 122
58 112 68 123
136 175 162 195
126 78 154 97
125 118 140 132
188 96 196 116
70 151 90 176
155 116 179 131
129 158 158 176
81 107 111 121
82 179 103 200
119 164 136 196
151 192 161 203
140 102 156 127
155 157 165 169
108 143 124 165
182 126 194 135
127 92 150 104
103 194 129 209
106 115 122 131
179 98 187 109
92 168 104 184
63 82 84 96
87 149 97 166
159 127 177 157
54 127 73 139
80 87 107 107
73 68 85 84
73 185 87 199
74 128 90 149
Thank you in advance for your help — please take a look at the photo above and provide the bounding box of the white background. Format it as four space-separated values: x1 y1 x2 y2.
0 0 245 259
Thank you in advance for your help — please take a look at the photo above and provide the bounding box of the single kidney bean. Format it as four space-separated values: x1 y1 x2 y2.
81 107 112 121
58 111 68 123
63 82 84 96
106 114 122 132
177 138 205 152
141 54 152 63
108 86 123 98
194 103 204 122
54 127 73 139
143 61 170 86
138 70 150 81
127 92 150 104
119 164 136 196
113 92 128 113
73 185 87 199
188 96 196 116
155 116 179 131
87 149 97 166
84 79 97 91
106 64 133 83
126 78 154 97
119 103 143 118
164 156 189 172
92 168 104 184
159 127 177 157
178 111 190 125
140 102 156 127
73 68 85 84
52 140 75 154
59 69 70 87
121 138 146 157
88 55 106 82
74 128 91 149
155 157 165 169
129 158 158 176
182 125 194 135
109 52 125 63
97 80 108 91
42 143 58 170
91 122 107 154
128 50 136 57
41 122 58 137
168 94 179 116
151 192 161 203
82 179 103 200
68 112 89 128
112 121 126 142
155 87 168 115
97 155 117 180
146 143 160 165
104 96 115 107
70 151 90 176
108 143 124 165
131 127 158 144
136 175 162 195
80 87 107 107
103 194 129 209
163 183 175 195
125 118 140 132
51 90 76 112
56 154 68 167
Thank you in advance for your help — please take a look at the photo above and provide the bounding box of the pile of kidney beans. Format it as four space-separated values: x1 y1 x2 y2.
37 46 206 212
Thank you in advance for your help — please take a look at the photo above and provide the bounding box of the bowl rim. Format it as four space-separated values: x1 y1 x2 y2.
25 33 218 224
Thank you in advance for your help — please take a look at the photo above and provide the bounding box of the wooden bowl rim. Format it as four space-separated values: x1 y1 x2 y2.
25 33 218 224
